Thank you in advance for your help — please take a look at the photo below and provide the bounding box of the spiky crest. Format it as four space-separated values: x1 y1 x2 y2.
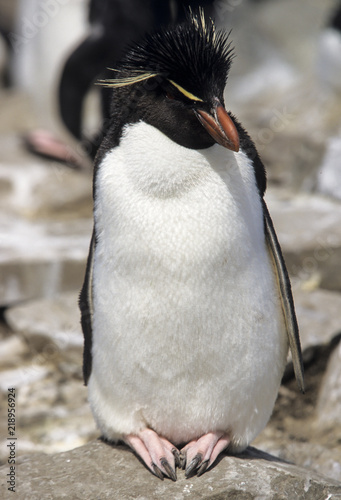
99 9 234 102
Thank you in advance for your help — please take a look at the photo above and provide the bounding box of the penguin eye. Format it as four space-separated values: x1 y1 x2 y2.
162 81 196 106
166 91 176 101
164 87 192 106
161 81 186 103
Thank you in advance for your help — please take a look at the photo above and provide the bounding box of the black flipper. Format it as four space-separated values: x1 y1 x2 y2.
262 200 305 393
79 229 95 385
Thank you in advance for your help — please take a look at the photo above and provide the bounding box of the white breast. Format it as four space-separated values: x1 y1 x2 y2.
88 121 288 451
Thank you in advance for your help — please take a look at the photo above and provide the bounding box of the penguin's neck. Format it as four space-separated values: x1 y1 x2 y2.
109 120 239 199
96 119 265 263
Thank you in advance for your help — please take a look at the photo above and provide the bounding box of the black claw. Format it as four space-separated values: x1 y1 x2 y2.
152 463 164 480
197 459 209 477
161 457 177 481
172 449 181 468
185 453 203 478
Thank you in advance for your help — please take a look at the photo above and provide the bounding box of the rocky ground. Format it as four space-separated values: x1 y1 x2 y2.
1 0 341 497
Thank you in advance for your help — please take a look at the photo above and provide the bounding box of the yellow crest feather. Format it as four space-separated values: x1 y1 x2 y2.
97 70 157 88
168 80 203 102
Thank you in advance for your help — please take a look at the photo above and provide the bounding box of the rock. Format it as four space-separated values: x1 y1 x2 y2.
0 134 92 306
0 364 50 393
10 375 96 458
316 340 341 428
0 216 91 305
0 335 28 369
255 434 341 484
279 442 341 484
0 357 96 465
255 334 341 483
317 28 341 95
5 291 83 364
293 287 341 351
1 440 340 499
318 135 341 201
266 188 341 292
0 139 92 218
259 133 325 192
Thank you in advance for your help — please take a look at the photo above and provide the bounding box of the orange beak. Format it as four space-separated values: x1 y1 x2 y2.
195 100 239 152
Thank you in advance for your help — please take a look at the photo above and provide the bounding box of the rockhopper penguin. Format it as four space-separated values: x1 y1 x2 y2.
79 10 304 481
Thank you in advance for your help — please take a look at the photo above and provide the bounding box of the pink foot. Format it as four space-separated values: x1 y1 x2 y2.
180 431 230 477
124 429 179 481
24 129 86 169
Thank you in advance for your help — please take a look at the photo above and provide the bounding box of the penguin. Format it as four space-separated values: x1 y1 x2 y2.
58 0 215 155
317 0 341 94
24 1 216 166
79 10 304 481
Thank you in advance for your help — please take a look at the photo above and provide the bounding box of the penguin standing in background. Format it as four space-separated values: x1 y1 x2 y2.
25 1 216 166
79 10 304 481
317 1 341 93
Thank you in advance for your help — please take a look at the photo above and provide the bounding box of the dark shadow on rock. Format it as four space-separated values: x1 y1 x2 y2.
282 331 341 384
209 445 290 473
99 435 129 453
235 446 288 462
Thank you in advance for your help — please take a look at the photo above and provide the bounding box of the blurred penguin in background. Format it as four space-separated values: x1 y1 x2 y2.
25 0 216 167
317 0 341 94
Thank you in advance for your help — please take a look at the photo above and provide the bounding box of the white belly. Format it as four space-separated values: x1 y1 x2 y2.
88 121 288 451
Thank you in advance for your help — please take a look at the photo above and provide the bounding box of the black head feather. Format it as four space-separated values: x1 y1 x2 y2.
104 10 234 103
96 10 266 197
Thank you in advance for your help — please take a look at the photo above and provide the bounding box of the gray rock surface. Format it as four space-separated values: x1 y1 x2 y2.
271 440 341 485
1 440 340 500
316 340 341 428
254 335 341 483
0 139 92 218
259 133 325 192
266 188 341 291
5 292 82 364
0 133 92 305
292 287 341 350
318 135 341 200
0 218 91 305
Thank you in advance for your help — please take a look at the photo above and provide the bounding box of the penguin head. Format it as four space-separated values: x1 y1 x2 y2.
101 10 239 152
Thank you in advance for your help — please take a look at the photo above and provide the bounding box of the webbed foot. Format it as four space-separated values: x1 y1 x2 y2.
180 431 230 478
124 429 179 481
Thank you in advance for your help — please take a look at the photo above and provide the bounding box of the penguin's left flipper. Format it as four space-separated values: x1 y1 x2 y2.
79 230 95 385
262 200 305 393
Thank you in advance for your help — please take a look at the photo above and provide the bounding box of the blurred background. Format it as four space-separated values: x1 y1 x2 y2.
0 0 340 482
